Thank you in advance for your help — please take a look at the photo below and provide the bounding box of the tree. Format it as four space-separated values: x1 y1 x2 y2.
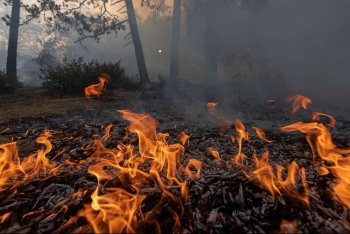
125 0 151 87
169 0 181 81
5 0 19 85
1 0 126 89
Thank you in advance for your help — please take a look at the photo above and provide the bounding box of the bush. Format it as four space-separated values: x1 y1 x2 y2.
39 57 140 95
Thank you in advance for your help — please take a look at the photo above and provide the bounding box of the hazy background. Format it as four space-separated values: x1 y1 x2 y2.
0 0 349 107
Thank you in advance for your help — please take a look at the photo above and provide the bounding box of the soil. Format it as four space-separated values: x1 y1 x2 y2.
0 88 147 124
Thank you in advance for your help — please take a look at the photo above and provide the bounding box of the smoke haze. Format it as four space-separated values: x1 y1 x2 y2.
1 0 349 108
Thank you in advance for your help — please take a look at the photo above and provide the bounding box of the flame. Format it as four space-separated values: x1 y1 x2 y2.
311 111 336 128
0 142 26 194
178 131 190 146
280 219 298 233
77 109 190 233
184 159 202 178
281 120 350 207
246 152 281 197
233 119 249 165
84 76 109 98
206 102 217 112
208 147 220 159
244 152 309 205
286 94 312 115
267 99 276 103
253 126 273 143
79 186 146 233
100 124 114 142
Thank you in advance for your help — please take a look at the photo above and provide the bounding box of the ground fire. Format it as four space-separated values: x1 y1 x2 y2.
0 92 349 234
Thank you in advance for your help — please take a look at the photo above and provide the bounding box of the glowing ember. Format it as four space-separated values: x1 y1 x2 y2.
286 94 312 115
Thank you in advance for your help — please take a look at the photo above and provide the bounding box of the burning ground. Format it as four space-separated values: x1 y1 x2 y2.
0 89 350 233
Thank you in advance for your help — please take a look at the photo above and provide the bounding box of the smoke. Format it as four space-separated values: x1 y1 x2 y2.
175 0 350 108
1 0 349 111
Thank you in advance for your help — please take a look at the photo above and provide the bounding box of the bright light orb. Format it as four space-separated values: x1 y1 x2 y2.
158 49 162 53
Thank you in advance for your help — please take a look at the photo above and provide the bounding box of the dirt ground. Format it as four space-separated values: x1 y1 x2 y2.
0 89 148 124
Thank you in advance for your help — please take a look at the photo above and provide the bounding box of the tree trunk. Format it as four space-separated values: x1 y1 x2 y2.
124 0 151 88
6 0 20 85
169 0 181 81
204 0 217 83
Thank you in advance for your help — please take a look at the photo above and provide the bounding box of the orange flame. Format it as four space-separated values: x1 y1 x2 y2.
286 94 312 115
184 159 202 178
244 152 309 205
281 120 350 207
280 219 298 233
233 119 249 165
208 147 220 159
311 111 336 128
206 102 217 112
178 131 190 146
84 77 108 98
253 126 273 143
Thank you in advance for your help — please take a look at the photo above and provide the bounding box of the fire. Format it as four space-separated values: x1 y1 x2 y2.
244 152 309 205
280 219 298 233
208 147 220 159
184 159 202 178
311 111 336 128
2 91 350 232
286 94 312 115
84 74 110 98
253 126 273 143
233 119 249 165
178 131 190 146
76 109 190 232
281 115 350 208
206 102 217 112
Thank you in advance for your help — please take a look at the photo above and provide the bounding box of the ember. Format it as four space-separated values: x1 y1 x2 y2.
0 93 350 233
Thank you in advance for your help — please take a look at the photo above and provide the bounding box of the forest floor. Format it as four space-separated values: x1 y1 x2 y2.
0 86 350 233
0 88 148 124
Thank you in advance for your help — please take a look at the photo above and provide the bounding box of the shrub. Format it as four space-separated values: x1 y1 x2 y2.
39 57 139 95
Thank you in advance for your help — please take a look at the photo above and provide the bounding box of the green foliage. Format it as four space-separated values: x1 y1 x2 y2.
39 57 139 95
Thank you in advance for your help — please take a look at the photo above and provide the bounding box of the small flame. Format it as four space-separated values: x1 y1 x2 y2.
280 219 298 233
286 94 312 115
178 131 190 146
184 159 202 178
84 74 110 98
253 126 273 143
233 119 249 165
208 147 220 159
206 102 217 112
311 111 336 128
